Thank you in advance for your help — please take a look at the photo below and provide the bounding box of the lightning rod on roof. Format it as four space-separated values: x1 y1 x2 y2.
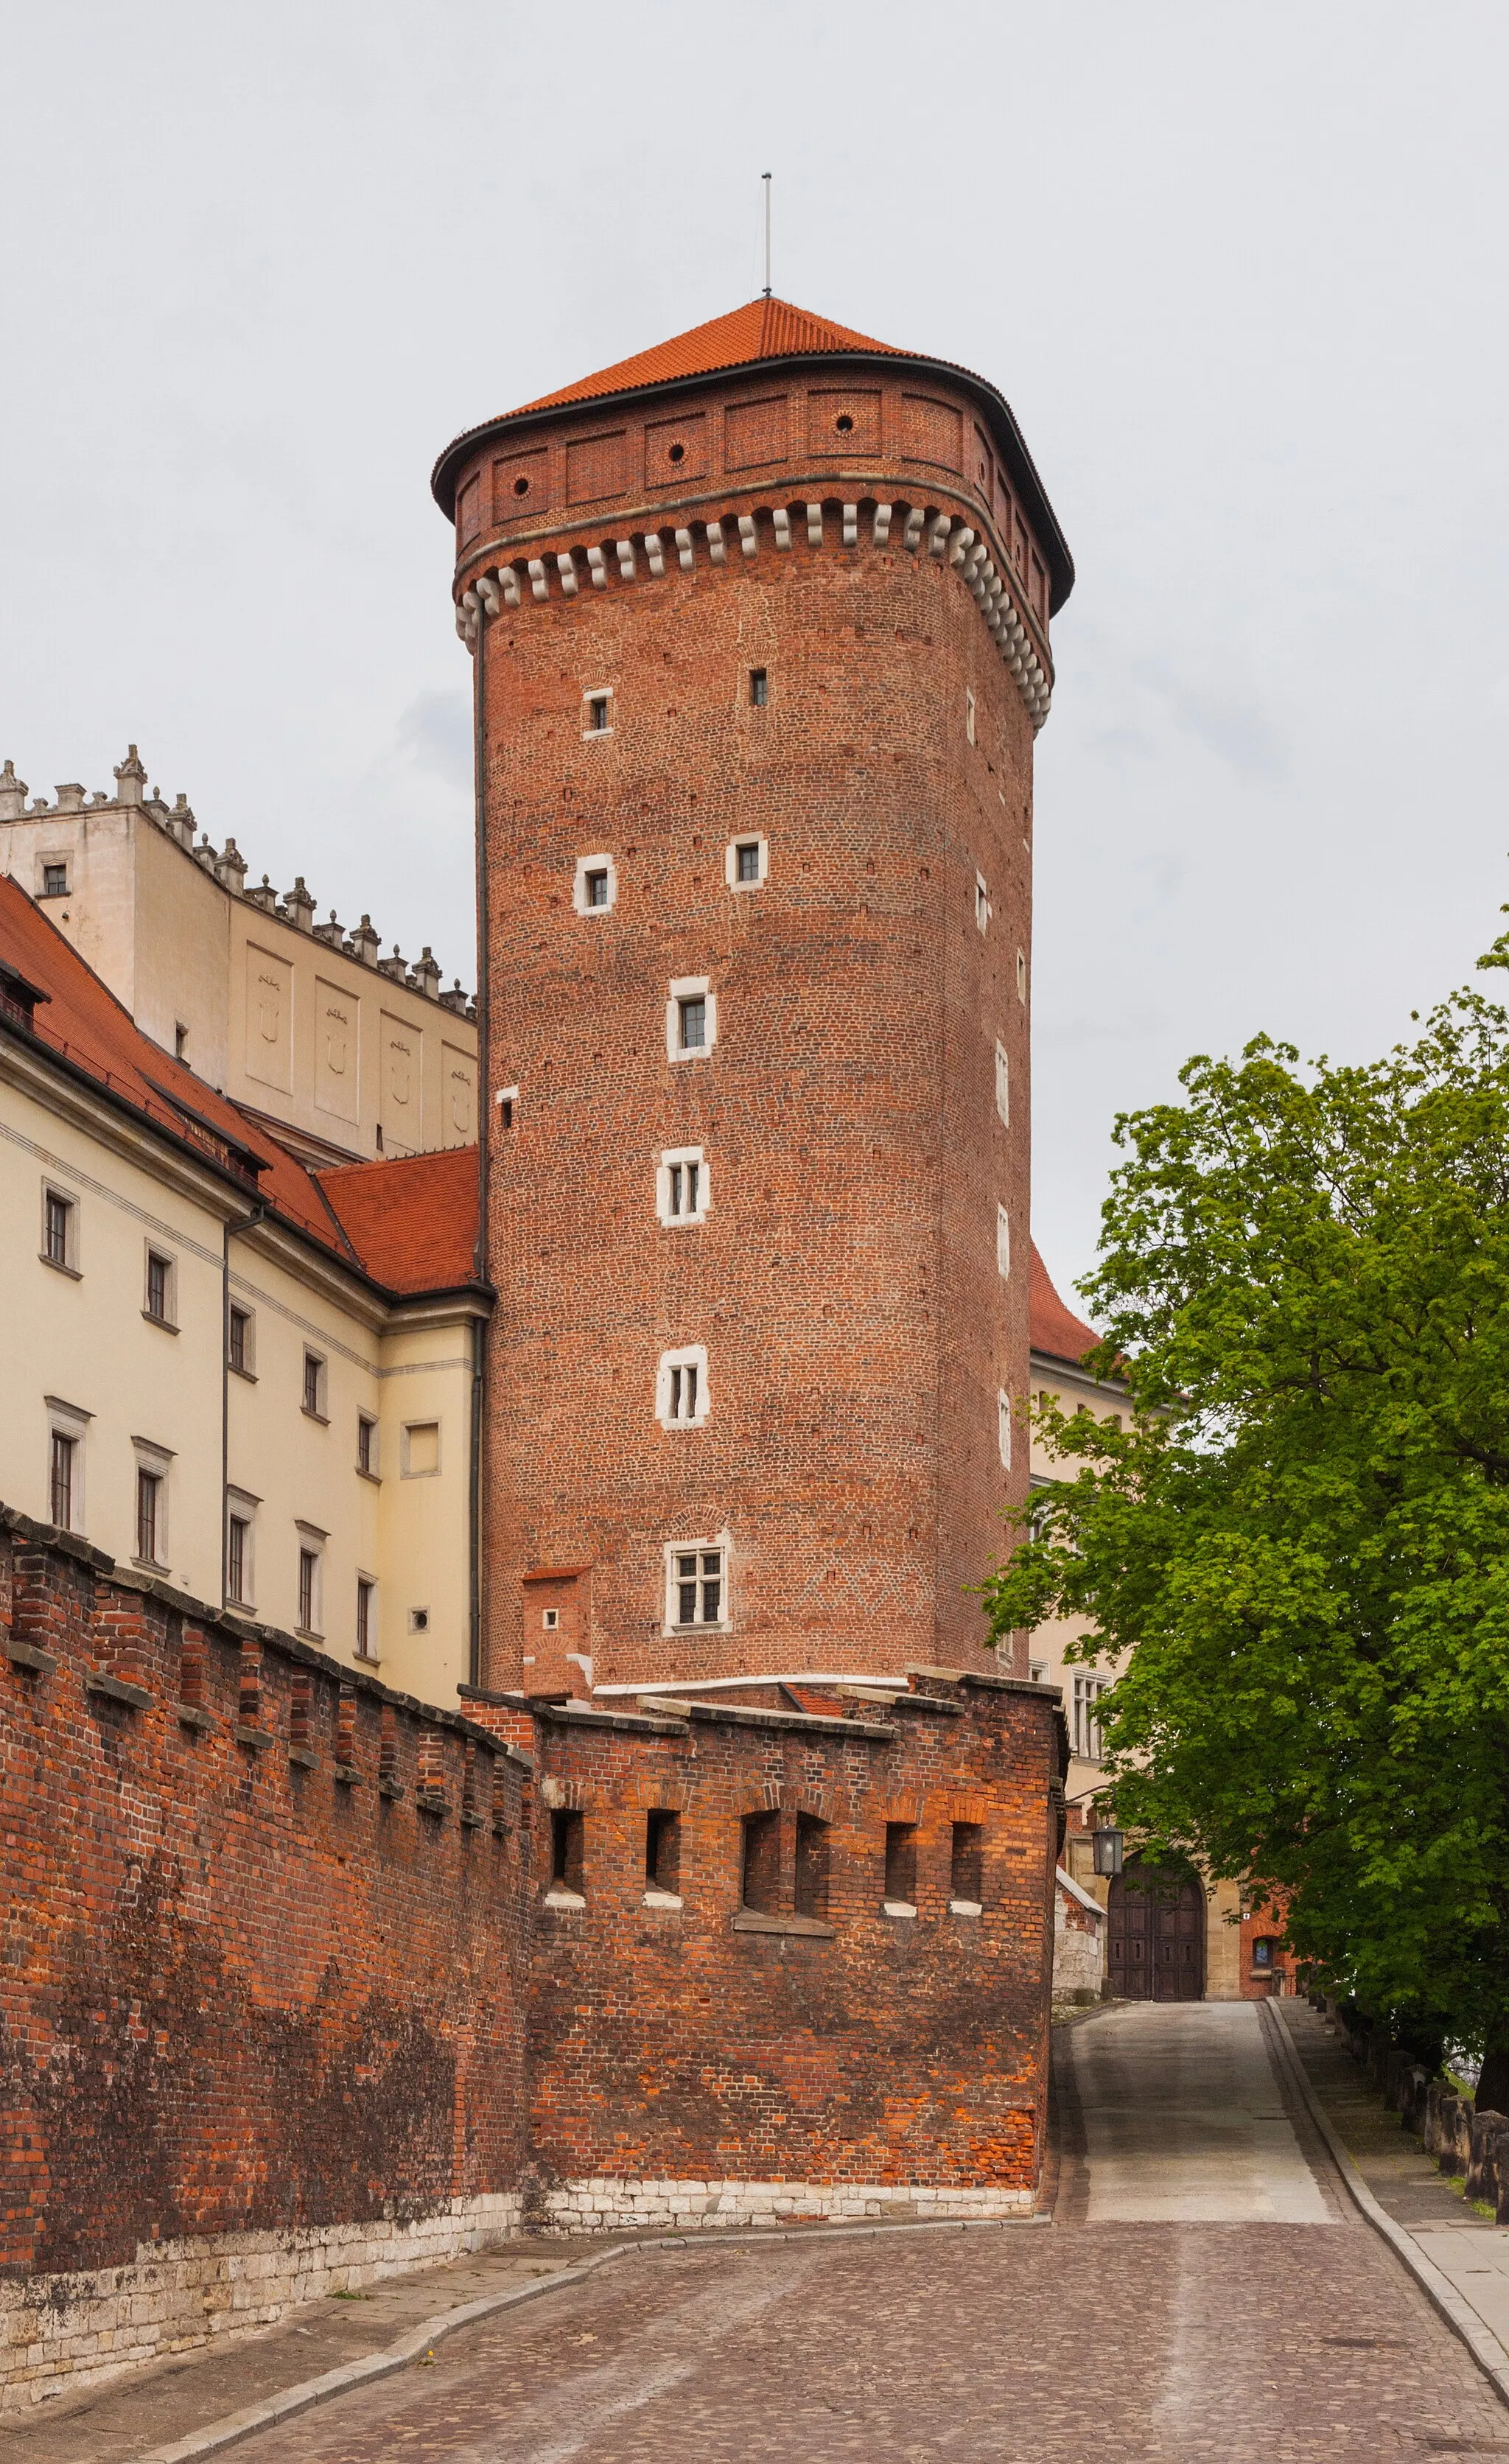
762 172 772 298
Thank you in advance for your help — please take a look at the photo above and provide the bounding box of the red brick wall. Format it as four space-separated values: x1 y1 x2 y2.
461 364 1041 1693
0 1513 531 2281
519 1670 1062 2197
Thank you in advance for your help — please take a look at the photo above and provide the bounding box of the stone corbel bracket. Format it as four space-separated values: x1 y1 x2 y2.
455 498 1054 732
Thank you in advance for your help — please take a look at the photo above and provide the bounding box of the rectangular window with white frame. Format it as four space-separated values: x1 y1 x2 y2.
356 1573 378 1662
45 1396 89 1533
133 1438 173 1570
225 1486 257 1609
295 1525 326 1637
725 835 768 892
301 1349 327 1420
667 976 716 1062
38 854 70 899
995 1039 1009 1127
657 1146 710 1228
975 871 990 932
998 1389 1012 1470
41 1182 80 1275
583 687 613 737
573 853 617 914
1073 1673 1112 1762
357 1413 379 1478
664 1535 730 1633
228 1303 255 1376
144 1244 178 1329
997 1204 1011 1279
657 1345 710 1430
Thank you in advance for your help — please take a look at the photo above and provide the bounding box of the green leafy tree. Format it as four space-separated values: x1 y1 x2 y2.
983 939 1509 2103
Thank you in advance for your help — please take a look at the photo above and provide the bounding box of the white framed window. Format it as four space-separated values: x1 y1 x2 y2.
38 854 70 899
225 1486 258 1609
725 834 768 892
228 1303 256 1377
583 687 614 737
573 853 617 915
1017 948 1028 1004
975 871 990 933
998 1390 1012 1470
295 1523 326 1637
997 1205 1011 1279
357 1413 379 1478
402 1419 441 1477
667 976 716 1062
966 687 976 746
995 1039 1010 1128
144 1243 178 1329
45 1396 90 1533
663 1533 731 1633
657 1345 710 1430
1028 1658 1049 1685
133 1437 174 1570
356 1573 378 1662
41 1181 80 1275
1073 1673 1112 1762
657 1146 710 1228
301 1349 328 1420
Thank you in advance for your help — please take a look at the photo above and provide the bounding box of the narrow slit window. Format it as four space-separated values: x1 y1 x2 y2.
884 1822 917 1908
43 1189 73 1267
302 1351 325 1418
227 1514 249 1605
668 1362 699 1421
136 1468 163 1567
357 1575 376 1659
950 1821 984 1908
550 1807 585 1895
736 841 760 883
741 1810 780 1913
49 1432 75 1530
585 867 609 908
298 1545 321 1635
228 1306 251 1374
586 693 611 734
794 1814 830 1919
749 668 768 707
645 1808 680 1894
357 1415 377 1476
145 1251 171 1323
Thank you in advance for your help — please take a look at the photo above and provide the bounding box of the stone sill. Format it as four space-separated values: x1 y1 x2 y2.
642 1889 684 1911
378 1776 405 1801
288 1746 318 1770
543 1888 586 1911
5 1638 57 1675
883 1900 918 1919
732 1910 835 1939
416 1788 449 1817
85 1670 152 1709
949 1900 984 1917
334 1762 363 1787
176 1702 214 1732
460 1810 486 1830
234 1724 275 1751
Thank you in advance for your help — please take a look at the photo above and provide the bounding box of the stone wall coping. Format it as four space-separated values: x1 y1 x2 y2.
536 1703 690 1737
903 1661 1062 1701
834 1687 963 1718
1 1499 531 1768
637 1696 897 1743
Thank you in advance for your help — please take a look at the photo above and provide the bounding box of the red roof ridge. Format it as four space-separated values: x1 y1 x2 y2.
508 295 907 420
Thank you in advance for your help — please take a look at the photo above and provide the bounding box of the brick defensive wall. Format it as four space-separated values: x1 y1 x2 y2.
0 1508 1065 2409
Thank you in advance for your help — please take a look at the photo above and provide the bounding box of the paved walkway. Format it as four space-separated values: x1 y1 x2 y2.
20 2003 1509 2462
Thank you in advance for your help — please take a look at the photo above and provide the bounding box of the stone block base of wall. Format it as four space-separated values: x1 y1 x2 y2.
541 2178 1035 2235
0 2194 522 2415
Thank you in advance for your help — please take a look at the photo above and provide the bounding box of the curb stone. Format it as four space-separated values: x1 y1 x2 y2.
1266 2000 1509 2414
136 2211 1050 2462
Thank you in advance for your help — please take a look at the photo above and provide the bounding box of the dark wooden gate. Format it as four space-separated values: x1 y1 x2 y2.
1107 1861 1205 2001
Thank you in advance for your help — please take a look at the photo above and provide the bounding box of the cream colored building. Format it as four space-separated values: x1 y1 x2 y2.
0 874 487 1704
1029 1244 1243 1999
0 747 477 1166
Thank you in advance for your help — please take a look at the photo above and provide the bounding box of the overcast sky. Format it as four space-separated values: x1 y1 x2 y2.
3 1 1506 1306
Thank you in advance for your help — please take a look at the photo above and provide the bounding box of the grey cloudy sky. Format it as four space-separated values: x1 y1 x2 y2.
3 1 1506 1306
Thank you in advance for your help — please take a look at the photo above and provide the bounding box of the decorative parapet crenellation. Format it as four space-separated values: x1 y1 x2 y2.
454 496 1054 732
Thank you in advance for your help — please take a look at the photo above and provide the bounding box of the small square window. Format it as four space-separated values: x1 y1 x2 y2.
41 861 68 898
573 854 617 915
668 978 715 1060
584 692 612 735
749 669 768 707
725 836 767 892
302 1351 326 1418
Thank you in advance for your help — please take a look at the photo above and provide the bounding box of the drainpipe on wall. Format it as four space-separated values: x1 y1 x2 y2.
469 597 490 1690
221 1197 266 1608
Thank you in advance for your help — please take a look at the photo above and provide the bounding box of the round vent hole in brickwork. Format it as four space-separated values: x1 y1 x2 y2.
513 475 530 496
836 414 855 433
668 442 686 463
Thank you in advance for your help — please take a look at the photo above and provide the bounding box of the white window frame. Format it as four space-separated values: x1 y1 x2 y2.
301 1348 328 1421
582 686 615 738
401 1418 441 1478
133 1437 175 1571
357 1412 380 1479
998 1389 1012 1470
995 1040 1010 1128
225 1485 258 1609
45 1396 91 1533
40 1179 81 1275
227 1301 256 1378
1028 1658 1049 1686
657 1344 710 1431
966 687 976 746
295 1522 326 1638
143 1240 178 1330
997 1205 1011 1280
36 851 71 900
662 1530 732 1636
975 870 991 933
667 976 716 1063
1073 1673 1112 1762
356 1570 379 1662
573 853 618 916
725 834 768 892
1017 948 1028 1004
657 1145 711 1228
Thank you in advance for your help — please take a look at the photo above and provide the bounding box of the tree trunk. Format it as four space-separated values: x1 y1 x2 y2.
1475 2020 1509 2118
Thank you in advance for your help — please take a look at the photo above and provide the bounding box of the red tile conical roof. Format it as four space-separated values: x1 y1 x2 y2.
1029 1243 1105 1371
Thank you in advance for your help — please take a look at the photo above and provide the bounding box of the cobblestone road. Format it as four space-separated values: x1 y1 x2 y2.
206 2003 1509 2464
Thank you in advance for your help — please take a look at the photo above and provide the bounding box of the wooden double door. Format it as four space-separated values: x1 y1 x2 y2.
1107 1861 1205 2001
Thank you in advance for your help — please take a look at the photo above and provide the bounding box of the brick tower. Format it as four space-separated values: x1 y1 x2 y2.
433 299 1072 1699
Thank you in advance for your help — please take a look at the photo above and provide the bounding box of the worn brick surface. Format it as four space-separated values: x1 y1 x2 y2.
458 365 1043 1693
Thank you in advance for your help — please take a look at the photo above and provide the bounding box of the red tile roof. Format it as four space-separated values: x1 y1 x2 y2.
1029 1242 1105 1371
512 296 908 416
315 1147 480 1296
0 877 480 1301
